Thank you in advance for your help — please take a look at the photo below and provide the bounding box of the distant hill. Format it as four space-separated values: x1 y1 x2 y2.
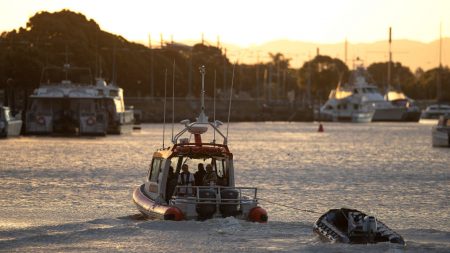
208 38 450 71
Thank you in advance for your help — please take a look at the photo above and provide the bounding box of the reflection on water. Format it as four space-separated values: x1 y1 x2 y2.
0 122 448 252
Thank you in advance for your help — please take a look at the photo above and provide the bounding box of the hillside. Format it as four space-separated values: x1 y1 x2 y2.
216 38 450 71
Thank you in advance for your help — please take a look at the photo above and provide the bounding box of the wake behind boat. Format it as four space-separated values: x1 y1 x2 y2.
132 66 268 222
313 208 405 245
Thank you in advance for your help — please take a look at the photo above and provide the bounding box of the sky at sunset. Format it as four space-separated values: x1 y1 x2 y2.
0 0 449 47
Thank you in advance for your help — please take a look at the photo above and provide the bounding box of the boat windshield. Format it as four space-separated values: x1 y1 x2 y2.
170 156 229 186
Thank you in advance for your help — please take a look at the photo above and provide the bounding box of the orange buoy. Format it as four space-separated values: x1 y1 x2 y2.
163 207 184 221
318 123 324 132
248 206 268 223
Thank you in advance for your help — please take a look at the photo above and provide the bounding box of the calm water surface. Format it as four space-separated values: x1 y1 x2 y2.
0 122 448 252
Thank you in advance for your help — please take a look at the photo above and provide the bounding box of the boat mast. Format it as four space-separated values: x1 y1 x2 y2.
387 27 392 93
162 69 168 149
437 23 442 102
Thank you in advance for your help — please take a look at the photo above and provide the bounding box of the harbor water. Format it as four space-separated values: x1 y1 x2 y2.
0 122 449 252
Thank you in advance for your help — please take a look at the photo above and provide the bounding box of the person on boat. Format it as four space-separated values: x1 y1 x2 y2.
165 166 177 202
177 164 194 196
203 164 217 186
194 163 206 186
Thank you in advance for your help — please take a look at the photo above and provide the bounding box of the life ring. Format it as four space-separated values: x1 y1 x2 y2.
86 117 96 126
36 116 45 125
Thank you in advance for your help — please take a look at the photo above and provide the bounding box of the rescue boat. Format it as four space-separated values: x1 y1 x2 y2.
313 208 405 245
132 66 268 222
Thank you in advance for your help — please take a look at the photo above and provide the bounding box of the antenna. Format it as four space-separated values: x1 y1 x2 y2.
192 65 208 124
213 70 217 143
162 68 168 149
171 60 176 142
226 64 236 143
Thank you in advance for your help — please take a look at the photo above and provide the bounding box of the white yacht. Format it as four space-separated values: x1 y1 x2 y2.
25 65 134 135
0 106 22 138
421 104 450 120
318 67 376 123
319 66 413 123
432 114 450 147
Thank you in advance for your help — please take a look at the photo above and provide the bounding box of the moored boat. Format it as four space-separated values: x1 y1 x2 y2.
313 208 405 245
421 104 450 120
317 66 376 123
25 64 133 136
132 66 268 222
432 114 450 147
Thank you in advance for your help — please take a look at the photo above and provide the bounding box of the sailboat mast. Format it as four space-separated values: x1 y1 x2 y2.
387 27 392 92
437 23 442 101
344 38 348 67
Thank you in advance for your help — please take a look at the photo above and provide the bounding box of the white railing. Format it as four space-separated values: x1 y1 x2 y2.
172 186 258 205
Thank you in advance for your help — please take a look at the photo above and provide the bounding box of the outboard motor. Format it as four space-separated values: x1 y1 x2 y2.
219 189 240 217
363 216 377 242
196 189 216 220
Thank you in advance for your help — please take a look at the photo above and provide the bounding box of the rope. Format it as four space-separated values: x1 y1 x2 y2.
258 197 322 214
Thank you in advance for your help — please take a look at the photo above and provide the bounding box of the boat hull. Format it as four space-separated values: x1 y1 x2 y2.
317 111 373 123
0 119 22 138
402 110 421 122
133 184 267 222
133 185 174 220
432 127 450 147
372 107 406 121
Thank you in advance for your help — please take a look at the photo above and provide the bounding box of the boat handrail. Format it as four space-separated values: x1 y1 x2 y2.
172 185 258 204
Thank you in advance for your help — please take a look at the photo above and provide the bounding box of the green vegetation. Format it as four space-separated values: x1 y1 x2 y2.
1 10 449 105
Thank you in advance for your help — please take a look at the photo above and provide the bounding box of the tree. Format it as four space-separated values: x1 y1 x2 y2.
298 55 348 102
367 62 415 95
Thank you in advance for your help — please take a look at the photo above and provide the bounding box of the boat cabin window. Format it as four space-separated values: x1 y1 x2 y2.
170 156 229 186
215 159 226 178
109 90 119 97
79 100 95 114
30 100 52 114
149 158 162 182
